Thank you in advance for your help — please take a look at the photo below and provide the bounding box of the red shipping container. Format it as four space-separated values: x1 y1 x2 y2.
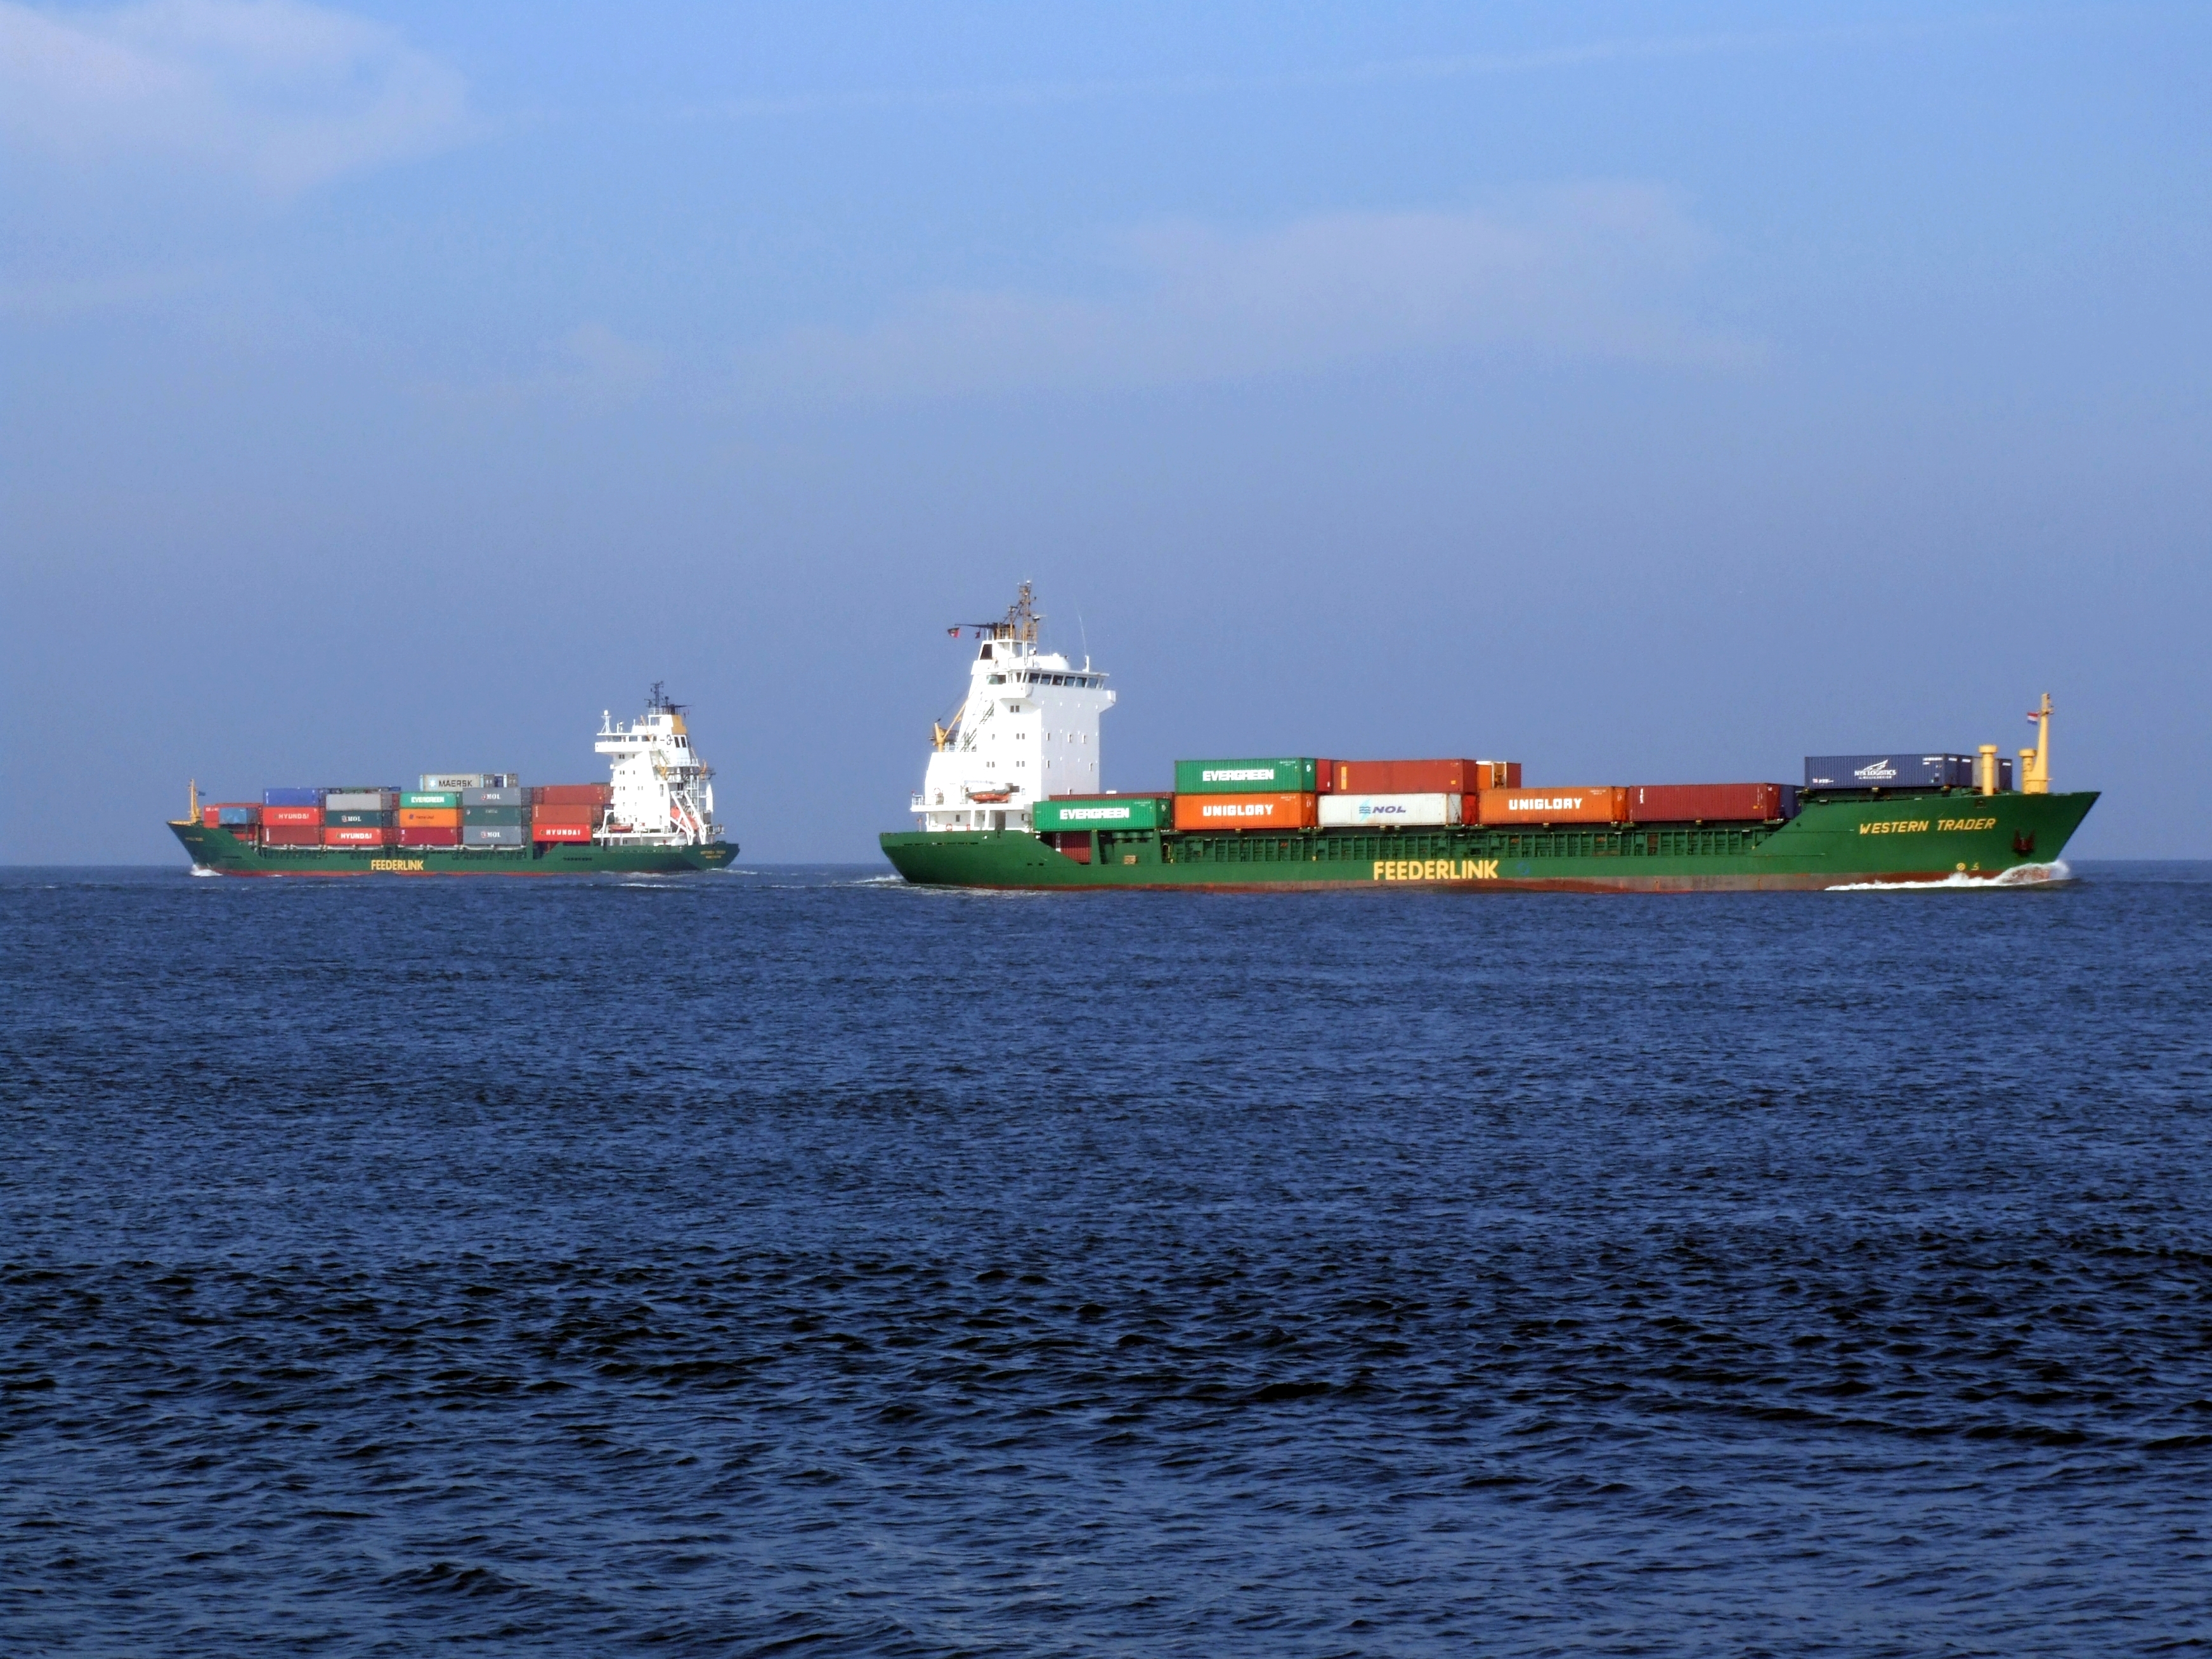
1627 784 1787 824
1474 787 1629 826
397 826 460 847
532 821 594 843
263 804 323 826
1329 759 1457 794
260 825 322 846
533 783 613 806
323 826 396 847
1172 792 1319 832
530 803 601 825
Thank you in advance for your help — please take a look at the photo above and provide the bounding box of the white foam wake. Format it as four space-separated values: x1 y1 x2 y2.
187 864 223 878
1827 860 2071 893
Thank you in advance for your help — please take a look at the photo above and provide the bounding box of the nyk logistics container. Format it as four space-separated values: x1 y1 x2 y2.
1032 795 1168 832
323 825 396 847
533 821 594 843
1174 758 1327 795
1172 791 1320 831
401 791 460 809
398 807 461 828
462 786 525 807
398 825 461 847
1317 793 1460 828
1627 784 1799 824
326 809 393 827
262 804 323 828
464 824 526 847
1474 787 1630 826
1804 754 1976 791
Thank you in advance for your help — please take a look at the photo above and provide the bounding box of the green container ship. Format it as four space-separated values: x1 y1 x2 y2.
880 590 2094 894
171 688 737 878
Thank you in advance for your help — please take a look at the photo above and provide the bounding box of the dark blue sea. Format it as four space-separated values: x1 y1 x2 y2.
4 862 2209 1656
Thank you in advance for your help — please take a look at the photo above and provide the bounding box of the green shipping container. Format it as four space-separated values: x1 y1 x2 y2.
327 809 393 827
464 805 526 826
1174 758 1322 794
402 791 460 809
1032 796 1168 832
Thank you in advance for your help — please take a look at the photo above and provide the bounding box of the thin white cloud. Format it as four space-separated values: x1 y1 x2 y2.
0 0 469 193
421 323 666 413
674 22 1952 123
746 187 1753 404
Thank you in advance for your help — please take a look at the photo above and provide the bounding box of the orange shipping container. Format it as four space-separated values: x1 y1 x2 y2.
1474 786 1629 826
397 807 461 828
1172 791 1319 832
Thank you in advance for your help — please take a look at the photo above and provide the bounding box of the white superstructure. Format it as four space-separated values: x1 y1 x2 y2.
913 585 1114 831
598 685 721 845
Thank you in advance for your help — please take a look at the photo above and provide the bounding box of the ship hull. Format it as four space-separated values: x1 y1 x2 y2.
880 791 2097 892
170 822 737 876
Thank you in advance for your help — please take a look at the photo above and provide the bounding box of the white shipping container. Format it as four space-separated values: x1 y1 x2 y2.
325 790 397 811
1317 792 1459 828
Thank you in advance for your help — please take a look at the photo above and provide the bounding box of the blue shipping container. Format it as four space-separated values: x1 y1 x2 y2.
262 787 324 807
1804 754 1975 791
216 806 258 826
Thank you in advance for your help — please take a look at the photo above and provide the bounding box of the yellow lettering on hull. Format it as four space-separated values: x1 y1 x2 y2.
1370 859 1499 882
368 859 428 871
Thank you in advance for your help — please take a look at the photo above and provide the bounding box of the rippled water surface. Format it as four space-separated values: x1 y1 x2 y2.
4 862 2210 1656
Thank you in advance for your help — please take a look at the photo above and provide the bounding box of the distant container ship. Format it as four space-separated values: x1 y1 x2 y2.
878 589 2095 892
171 687 736 876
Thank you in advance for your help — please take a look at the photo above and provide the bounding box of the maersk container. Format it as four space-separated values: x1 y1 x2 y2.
1318 792 1459 828
325 790 398 812
401 791 460 809
263 788 323 807
463 805 525 826
1804 754 1975 791
1032 796 1167 832
420 773 490 791
464 825 526 847
1174 758 1324 794
1627 783 1797 824
1474 787 1630 826
1171 791 1319 831
462 786 526 807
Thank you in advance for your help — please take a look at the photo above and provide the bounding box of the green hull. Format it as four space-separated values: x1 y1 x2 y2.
171 822 737 877
880 791 2098 892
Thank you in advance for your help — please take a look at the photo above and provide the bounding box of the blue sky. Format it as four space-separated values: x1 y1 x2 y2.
3 1 2206 861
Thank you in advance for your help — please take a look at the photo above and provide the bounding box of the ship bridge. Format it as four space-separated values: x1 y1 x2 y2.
914 584 1115 831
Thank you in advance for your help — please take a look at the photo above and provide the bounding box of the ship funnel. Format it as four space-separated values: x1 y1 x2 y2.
1977 745 1999 796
